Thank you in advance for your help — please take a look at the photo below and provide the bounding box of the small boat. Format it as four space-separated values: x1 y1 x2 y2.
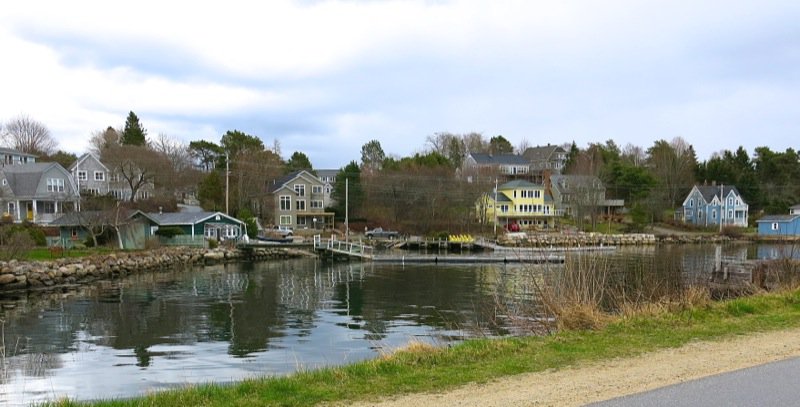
255 235 293 244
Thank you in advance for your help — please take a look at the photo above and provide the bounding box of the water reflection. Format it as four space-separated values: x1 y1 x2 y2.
0 244 795 405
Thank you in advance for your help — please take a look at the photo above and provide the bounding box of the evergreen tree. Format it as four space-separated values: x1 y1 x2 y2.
286 151 313 173
121 111 147 146
329 161 363 220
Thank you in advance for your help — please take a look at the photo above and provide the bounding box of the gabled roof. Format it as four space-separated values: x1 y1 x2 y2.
469 153 529 166
267 170 321 193
693 185 742 204
757 214 800 223
146 211 243 226
51 209 151 226
69 153 108 172
522 145 566 162
2 163 75 197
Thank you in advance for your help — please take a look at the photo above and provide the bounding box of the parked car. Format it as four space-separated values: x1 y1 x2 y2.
272 225 293 237
365 227 400 239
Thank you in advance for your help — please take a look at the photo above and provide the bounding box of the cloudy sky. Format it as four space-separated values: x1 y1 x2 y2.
1 0 798 168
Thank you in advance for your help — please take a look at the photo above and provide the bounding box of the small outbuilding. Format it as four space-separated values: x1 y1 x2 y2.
757 214 800 237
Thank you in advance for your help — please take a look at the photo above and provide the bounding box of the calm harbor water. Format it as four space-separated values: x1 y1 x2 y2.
0 243 792 405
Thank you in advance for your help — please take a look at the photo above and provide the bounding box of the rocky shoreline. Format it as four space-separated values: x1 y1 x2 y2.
0 246 312 292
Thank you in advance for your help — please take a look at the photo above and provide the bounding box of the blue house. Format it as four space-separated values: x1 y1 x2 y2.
680 184 749 227
757 214 800 237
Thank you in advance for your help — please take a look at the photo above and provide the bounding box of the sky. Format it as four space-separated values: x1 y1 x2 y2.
1 0 798 169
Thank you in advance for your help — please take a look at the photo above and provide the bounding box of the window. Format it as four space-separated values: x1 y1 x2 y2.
280 196 291 211
40 202 55 213
296 200 306 211
71 228 78 238
1 179 6 186
499 205 509 213
535 190 541 199
297 217 307 226
728 210 733 219
689 199 694 207
279 215 292 225
312 185 322 194
712 210 717 220
326 187 331 194
294 184 305 197
77 171 87 181
311 200 324 209
109 173 119 182
772 223 780 231
94 171 105 181
47 178 65 192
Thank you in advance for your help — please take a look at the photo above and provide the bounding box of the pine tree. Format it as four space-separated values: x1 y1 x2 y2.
121 111 147 146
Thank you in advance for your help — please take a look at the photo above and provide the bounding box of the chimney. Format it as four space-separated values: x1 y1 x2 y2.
159 206 163 215
711 180 716 186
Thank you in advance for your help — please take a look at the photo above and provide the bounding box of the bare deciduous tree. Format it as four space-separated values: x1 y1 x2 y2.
103 145 170 202
2 114 58 155
88 127 121 157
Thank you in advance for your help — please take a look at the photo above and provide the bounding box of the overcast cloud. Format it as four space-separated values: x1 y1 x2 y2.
1 0 798 168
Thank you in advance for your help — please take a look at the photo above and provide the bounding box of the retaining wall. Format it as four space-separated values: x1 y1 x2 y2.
0 246 311 292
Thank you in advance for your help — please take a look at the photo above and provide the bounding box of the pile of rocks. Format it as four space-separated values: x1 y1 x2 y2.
0 246 309 292
500 233 657 247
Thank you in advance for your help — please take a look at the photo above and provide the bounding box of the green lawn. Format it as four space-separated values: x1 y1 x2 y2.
46 288 800 407
25 247 116 261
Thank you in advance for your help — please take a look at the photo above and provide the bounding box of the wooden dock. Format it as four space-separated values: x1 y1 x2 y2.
371 254 565 264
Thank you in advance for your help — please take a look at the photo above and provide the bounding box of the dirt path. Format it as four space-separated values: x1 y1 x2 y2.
350 328 800 407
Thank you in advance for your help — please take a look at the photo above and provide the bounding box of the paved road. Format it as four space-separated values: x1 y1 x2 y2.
589 357 800 407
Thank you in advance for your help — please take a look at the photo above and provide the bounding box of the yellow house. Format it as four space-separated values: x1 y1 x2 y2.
477 180 556 230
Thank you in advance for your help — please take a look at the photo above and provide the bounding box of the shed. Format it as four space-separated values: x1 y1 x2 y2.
757 215 800 237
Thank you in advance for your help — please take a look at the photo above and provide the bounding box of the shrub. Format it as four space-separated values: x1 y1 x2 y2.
0 231 35 261
27 227 47 246
720 226 744 238
207 238 218 249
155 227 184 238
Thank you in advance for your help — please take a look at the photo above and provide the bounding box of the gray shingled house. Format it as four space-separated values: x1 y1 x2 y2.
0 162 80 224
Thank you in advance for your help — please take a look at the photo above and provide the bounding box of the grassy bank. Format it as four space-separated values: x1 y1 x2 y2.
48 288 800 407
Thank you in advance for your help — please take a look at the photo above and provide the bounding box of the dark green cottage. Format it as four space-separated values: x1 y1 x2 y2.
145 211 245 243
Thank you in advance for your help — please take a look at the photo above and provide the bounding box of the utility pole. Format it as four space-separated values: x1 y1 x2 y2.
493 178 498 238
345 178 349 242
719 183 724 233
225 152 230 215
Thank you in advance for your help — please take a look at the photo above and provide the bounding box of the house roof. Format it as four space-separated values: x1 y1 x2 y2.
50 209 149 226
791 204 800 211
267 170 312 193
757 215 800 223
469 153 529 166
316 169 339 178
68 152 108 172
499 179 543 189
550 174 604 193
146 211 243 226
522 145 566 162
0 147 37 158
2 163 73 197
694 185 742 203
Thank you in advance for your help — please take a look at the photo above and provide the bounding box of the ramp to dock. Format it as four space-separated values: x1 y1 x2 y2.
314 235 374 260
